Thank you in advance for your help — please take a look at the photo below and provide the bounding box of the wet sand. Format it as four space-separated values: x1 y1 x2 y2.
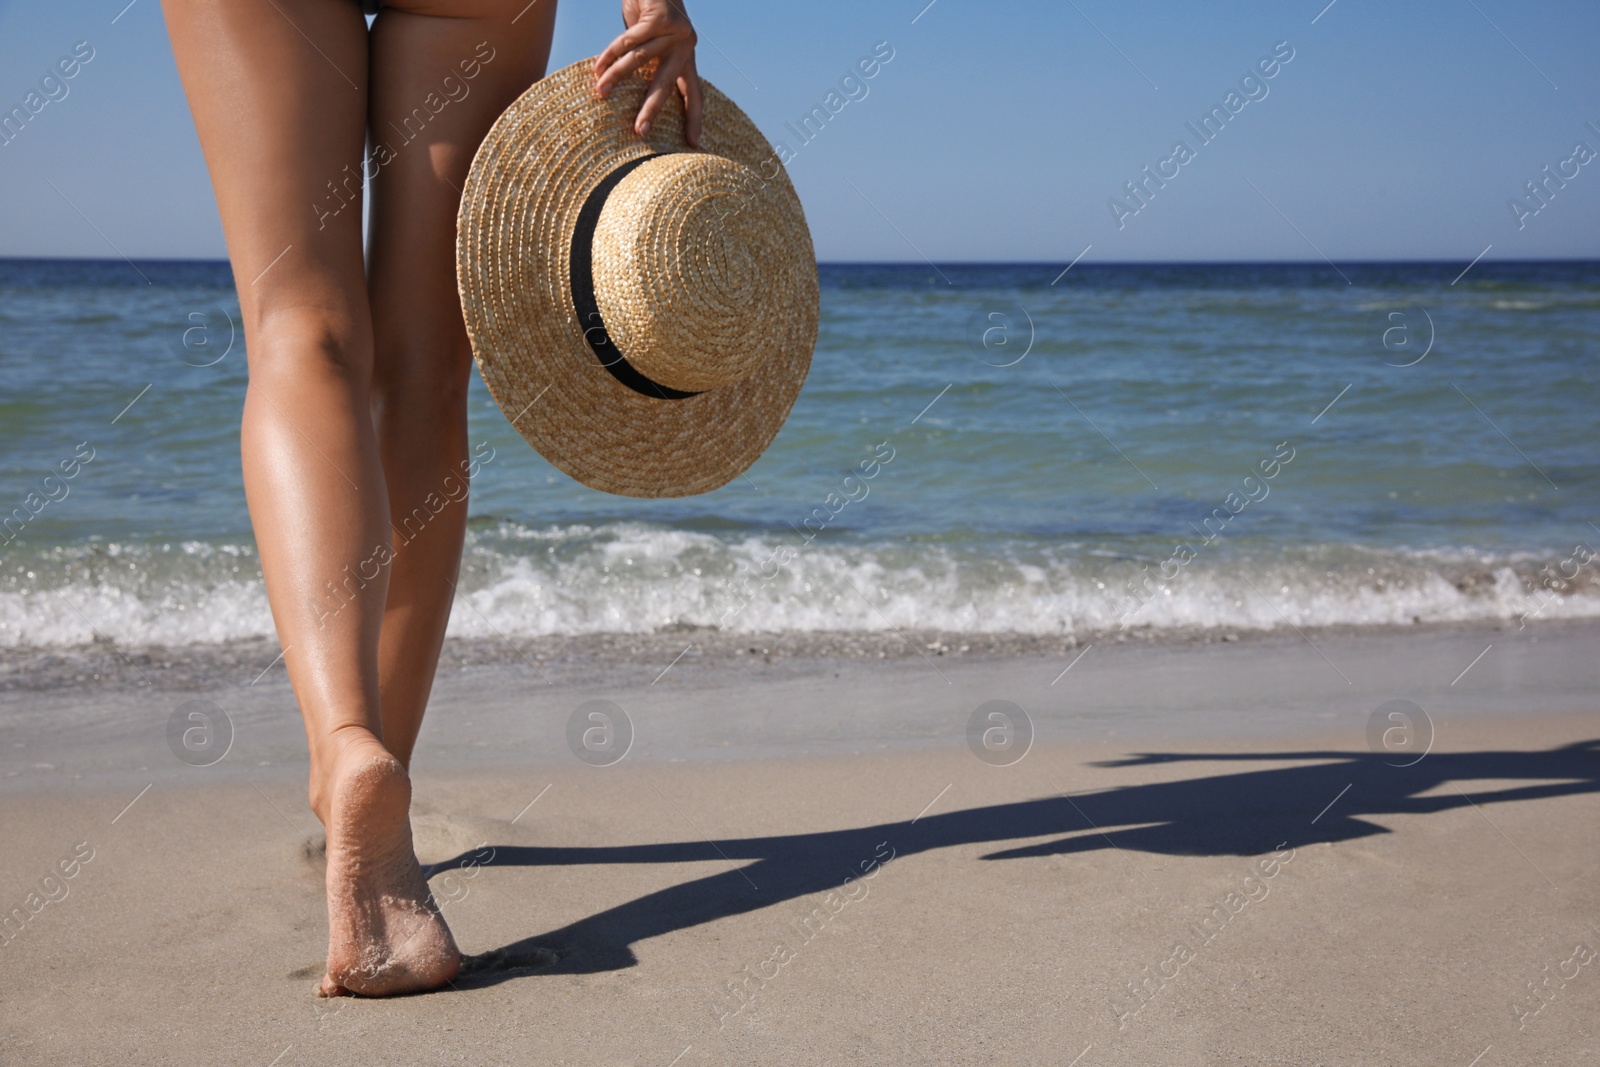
1 621 1597 1064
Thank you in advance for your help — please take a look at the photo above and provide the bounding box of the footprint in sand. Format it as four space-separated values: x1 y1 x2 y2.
289 947 557 984
409 811 510 869
300 834 326 867
457 945 560 978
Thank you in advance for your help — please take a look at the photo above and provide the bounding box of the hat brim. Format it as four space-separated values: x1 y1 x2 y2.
457 57 818 498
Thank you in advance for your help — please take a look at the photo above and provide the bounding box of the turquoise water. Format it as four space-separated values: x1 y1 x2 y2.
0 258 1596 647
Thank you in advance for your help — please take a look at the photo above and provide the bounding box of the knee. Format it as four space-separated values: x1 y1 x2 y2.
246 305 371 384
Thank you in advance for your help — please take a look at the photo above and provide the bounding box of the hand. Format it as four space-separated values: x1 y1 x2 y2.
593 0 703 147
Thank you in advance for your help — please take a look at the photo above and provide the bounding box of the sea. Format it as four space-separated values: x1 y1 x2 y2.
1 258 1596 654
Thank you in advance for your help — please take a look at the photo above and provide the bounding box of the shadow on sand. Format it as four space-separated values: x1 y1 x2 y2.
435 739 1600 983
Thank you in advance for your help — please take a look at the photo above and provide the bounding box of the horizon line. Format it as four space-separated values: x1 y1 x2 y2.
1 254 1597 267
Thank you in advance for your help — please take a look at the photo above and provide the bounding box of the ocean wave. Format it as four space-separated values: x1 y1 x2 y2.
1 524 1596 649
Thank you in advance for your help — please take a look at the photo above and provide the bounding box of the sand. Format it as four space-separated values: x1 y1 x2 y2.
2 620 1597 1064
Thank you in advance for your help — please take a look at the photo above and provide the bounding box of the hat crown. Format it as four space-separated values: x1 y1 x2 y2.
591 153 810 394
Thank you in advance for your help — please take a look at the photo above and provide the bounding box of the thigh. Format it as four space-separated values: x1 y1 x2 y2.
161 0 372 338
366 0 558 362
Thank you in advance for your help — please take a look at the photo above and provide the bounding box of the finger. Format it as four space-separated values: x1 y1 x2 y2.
594 23 650 78
633 69 678 137
596 33 673 98
596 37 661 96
594 22 665 90
635 53 689 136
679 64 703 148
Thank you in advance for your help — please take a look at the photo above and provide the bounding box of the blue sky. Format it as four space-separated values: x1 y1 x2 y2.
0 0 1596 262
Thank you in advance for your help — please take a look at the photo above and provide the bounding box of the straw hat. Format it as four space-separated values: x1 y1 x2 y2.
457 57 819 498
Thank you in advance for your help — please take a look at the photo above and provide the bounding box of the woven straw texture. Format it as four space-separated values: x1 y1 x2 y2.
457 57 818 498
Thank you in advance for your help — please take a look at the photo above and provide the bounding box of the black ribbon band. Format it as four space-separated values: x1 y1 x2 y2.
569 152 701 401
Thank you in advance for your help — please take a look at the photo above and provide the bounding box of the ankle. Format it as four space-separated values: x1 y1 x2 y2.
308 724 389 824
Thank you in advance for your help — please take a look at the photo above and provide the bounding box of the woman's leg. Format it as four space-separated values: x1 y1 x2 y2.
162 0 457 996
366 0 558 769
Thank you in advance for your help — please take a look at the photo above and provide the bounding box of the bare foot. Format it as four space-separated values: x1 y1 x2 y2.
318 736 460 996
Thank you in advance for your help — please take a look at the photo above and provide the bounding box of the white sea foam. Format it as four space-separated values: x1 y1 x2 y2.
0 524 1594 649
